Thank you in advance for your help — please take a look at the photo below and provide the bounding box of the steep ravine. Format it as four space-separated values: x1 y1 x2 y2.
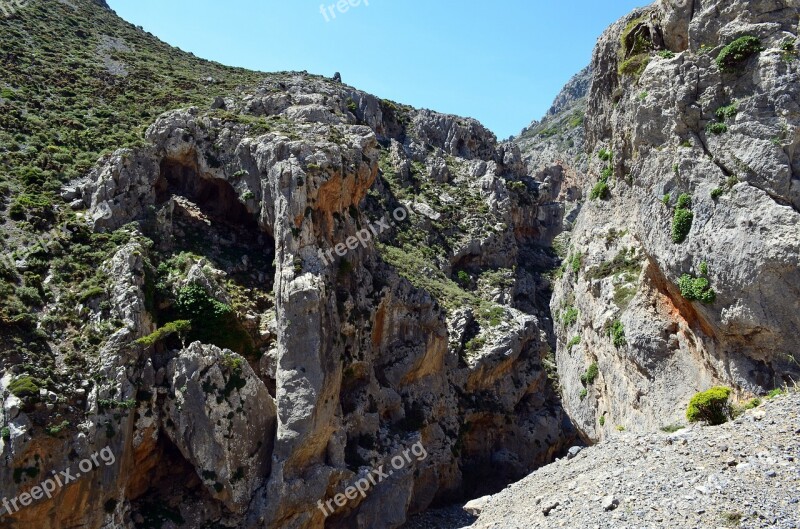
0 0 798 528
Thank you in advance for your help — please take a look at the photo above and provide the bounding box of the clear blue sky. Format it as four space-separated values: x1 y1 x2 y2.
107 0 646 139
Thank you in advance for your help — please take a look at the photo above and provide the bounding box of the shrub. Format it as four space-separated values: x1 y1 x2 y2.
581 363 599 385
676 193 692 209
172 284 254 355
608 320 626 347
1 427 10 440
579 388 588 401
678 274 716 304
672 208 694 243
590 179 610 201
742 397 761 410
456 270 470 286
716 36 764 72
619 54 651 78
8 376 42 398
658 50 676 59
662 193 671 205
567 336 581 349
766 388 785 399
598 149 613 162
706 122 728 135
479 305 505 327
599 416 605 426
16 286 43 306
46 420 70 437
561 306 579 327
686 386 732 425
570 253 582 274
177 284 232 320
699 261 709 275
711 187 725 199
716 103 738 122
135 320 192 348
781 37 797 62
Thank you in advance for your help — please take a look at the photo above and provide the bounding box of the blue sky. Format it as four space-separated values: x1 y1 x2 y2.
107 0 646 139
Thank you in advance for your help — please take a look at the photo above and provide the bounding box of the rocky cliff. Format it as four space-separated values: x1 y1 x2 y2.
543 0 800 440
0 2 575 527
0 0 798 528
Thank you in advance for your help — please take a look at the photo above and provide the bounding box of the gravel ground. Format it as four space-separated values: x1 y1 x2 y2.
400 505 477 529
468 391 800 528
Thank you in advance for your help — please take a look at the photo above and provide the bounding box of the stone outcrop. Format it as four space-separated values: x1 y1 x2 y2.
2 71 574 528
2 1 799 528
546 0 800 440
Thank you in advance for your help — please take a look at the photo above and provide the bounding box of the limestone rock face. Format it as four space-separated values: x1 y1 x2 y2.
6 1 798 528
548 0 800 440
12 72 575 529
164 342 275 514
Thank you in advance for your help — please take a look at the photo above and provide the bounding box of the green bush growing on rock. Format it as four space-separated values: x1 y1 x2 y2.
618 18 653 79
8 376 42 398
16 286 43 306
678 274 716 304
619 54 651 78
781 37 797 62
658 50 676 59
580 363 599 385
570 253 583 274
590 172 611 201
767 388 786 399
706 122 728 135
561 306 579 327
46 420 70 437
716 103 738 122
742 397 762 410
579 388 588 401
608 320 626 347
135 320 192 348
567 336 581 349
672 208 694 243
686 386 732 425
716 36 764 72
172 284 254 355
671 194 694 243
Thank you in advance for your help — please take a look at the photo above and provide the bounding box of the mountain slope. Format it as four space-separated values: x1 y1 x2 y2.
0 2 574 528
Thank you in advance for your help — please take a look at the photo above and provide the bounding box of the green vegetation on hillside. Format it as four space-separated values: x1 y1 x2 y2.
716 36 764 72
0 0 267 408
671 194 693 243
